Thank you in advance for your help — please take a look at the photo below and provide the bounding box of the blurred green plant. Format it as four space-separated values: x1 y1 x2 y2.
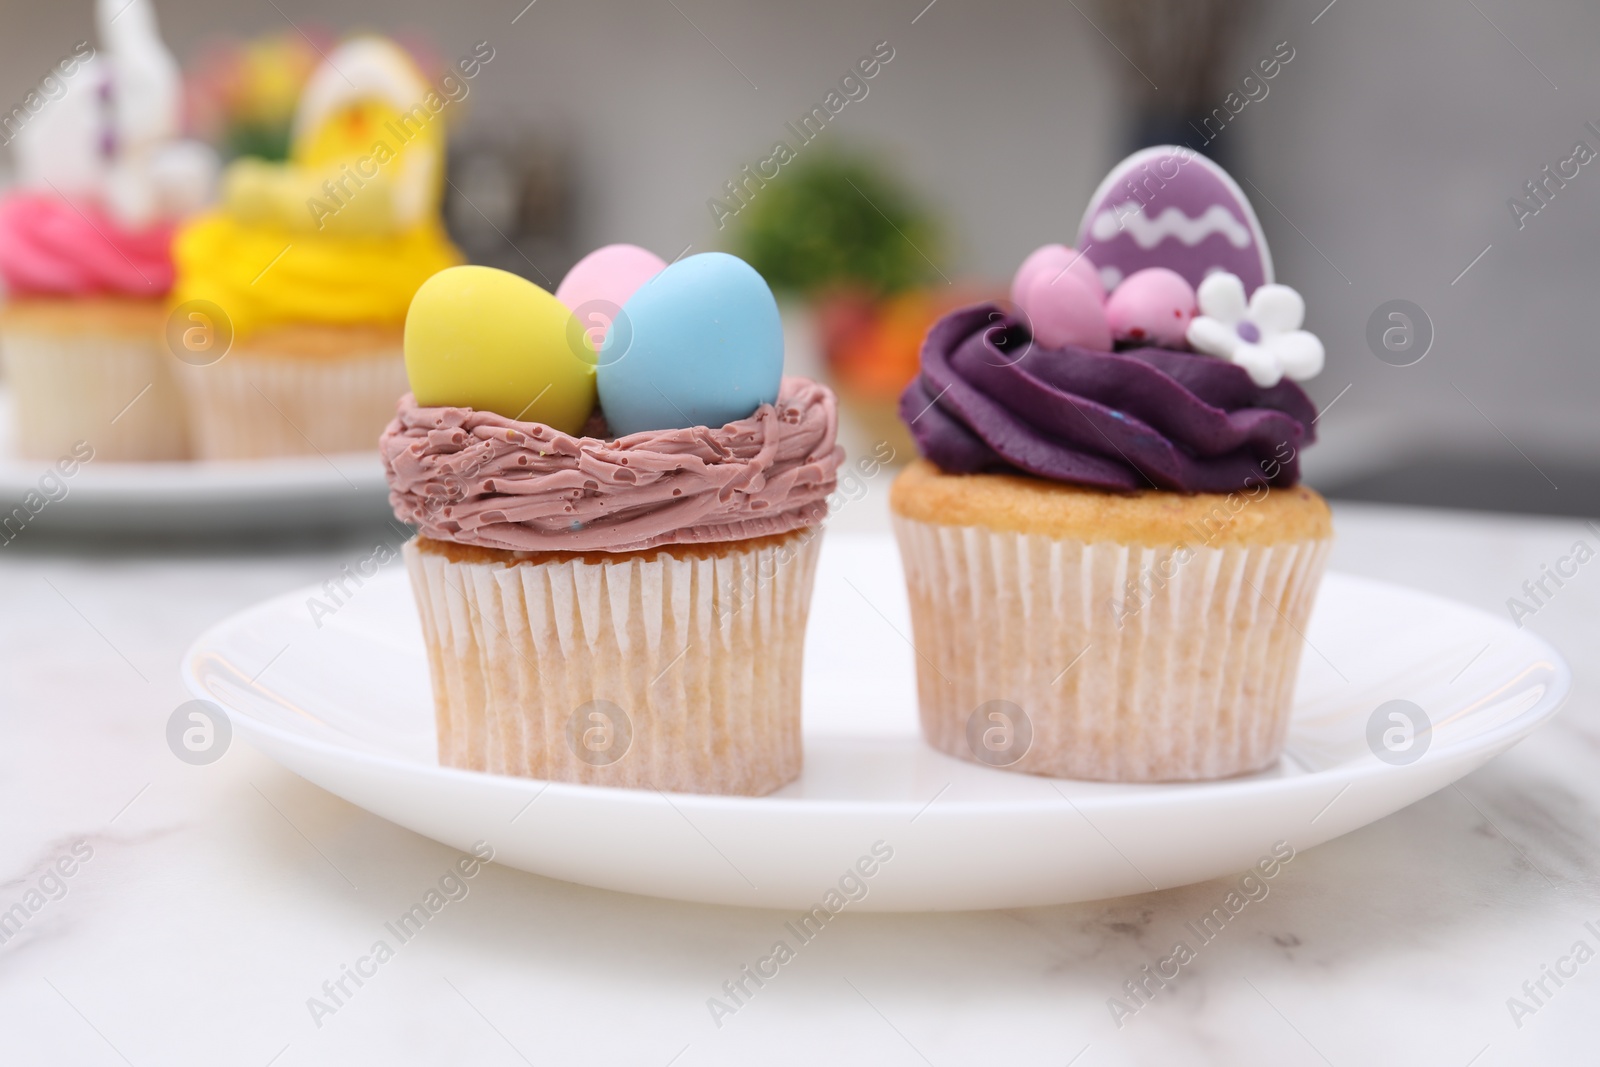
223 121 295 163
186 31 327 163
728 152 942 299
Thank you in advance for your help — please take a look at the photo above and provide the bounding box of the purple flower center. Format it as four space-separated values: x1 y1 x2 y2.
1235 321 1261 343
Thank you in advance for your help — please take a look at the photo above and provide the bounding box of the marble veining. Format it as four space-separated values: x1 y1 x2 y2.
1 502 1597 1064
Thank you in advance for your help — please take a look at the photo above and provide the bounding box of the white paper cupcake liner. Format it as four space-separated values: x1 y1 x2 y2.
403 527 825 796
176 345 406 459
893 516 1331 782
0 322 188 461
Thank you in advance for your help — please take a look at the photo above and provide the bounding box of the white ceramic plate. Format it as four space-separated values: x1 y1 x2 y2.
0 387 389 534
181 533 1568 911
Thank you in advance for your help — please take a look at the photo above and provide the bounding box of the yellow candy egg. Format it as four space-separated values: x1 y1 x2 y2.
404 265 597 434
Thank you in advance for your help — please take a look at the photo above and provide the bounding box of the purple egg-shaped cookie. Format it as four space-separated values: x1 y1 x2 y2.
1075 146 1272 295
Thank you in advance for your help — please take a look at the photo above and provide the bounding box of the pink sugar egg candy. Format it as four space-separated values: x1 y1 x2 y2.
554 243 668 349
1022 270 1112 351
1010 244 1105 309
1105 267 1197 349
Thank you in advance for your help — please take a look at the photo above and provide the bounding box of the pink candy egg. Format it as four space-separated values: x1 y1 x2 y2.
1011 243 1105 309
554 243 668 349
1022 270 1111 351
1105 267 1196 348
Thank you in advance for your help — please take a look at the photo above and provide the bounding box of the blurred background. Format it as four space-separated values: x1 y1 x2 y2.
2 0 1596 517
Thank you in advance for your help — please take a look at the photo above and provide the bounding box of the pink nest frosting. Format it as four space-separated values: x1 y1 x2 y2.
0 192 176 297
380 377 844 553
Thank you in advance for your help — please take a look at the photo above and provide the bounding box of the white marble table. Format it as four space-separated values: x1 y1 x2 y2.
2 496 1596 1066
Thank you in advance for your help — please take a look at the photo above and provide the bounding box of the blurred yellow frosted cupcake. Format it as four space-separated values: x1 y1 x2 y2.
171 37 460 459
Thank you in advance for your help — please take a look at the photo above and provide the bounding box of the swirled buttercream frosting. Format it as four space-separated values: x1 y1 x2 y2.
381 377 844 553
0 193 176 297
173 213 459 335
901 304 1316 493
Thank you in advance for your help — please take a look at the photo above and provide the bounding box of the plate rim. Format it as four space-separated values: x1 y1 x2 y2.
179 566 1572 816
0 450 386 491
0 386 387 499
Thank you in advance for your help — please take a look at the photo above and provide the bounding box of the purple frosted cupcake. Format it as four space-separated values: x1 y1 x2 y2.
891 146 1333 783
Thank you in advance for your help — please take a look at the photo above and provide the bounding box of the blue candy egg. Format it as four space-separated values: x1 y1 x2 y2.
597 252 783 436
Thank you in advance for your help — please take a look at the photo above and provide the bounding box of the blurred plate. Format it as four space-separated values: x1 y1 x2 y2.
181 533 1568 911
0 386 390 534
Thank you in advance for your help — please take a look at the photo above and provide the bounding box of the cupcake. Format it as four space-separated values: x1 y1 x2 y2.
380 250 843 796
892 146 1332 782
170 37 459 459
0 0 216 461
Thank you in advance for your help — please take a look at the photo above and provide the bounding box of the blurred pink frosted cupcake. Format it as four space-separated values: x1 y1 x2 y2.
0 0 214 461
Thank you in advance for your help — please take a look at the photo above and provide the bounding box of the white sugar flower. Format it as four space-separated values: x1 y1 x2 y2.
1185 273 1324 388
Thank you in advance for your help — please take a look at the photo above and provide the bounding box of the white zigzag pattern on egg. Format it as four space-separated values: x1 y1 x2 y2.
1089 203 1253 250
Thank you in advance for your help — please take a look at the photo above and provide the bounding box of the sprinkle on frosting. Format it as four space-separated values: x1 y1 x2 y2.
900 303 1316 494
381 376 844 553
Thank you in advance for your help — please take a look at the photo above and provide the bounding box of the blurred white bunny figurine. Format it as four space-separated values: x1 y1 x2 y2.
12 0 215 226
